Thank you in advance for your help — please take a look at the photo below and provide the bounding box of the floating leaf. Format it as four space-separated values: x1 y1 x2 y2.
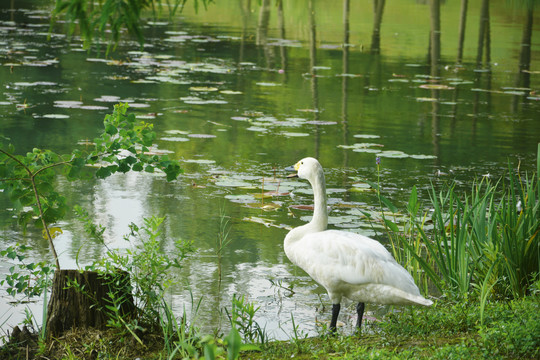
338 143 384 150
256 82 281 87
42 114 69 119
189 86 219 92
306 120 337 125
13 81 57 87
281 132 309 137
225 194 255 203
184 159 215 164
164 129 189 135
388 78 410 83
220 90 243 95
410 154 437 160
416 97 437 102
349 183 373 192
246 126 268 133
80 105 109 110
127 103 151 108
377 150 409 159
215 177 253 188
419 84 454 90
290 204 314 211
161 136 189 142
188 134 216 139
94 95 121 102
354 134 380 139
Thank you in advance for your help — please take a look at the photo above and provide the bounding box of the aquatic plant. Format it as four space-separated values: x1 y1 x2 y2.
379 160 539 301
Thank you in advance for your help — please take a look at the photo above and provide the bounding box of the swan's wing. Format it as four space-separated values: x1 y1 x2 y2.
290 230 420 296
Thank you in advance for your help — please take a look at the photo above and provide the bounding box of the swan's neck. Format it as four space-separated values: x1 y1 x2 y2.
309 168 328 232
284 167 328 250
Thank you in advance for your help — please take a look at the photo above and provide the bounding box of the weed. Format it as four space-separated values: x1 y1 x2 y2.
226 294 268 344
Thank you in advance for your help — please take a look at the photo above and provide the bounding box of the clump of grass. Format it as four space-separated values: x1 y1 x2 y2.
247 295 539 360
379 162 539 303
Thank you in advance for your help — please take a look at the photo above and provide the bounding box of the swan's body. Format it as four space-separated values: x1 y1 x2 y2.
284 157 432 332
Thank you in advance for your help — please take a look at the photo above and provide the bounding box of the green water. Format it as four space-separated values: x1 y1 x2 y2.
0 0 539 338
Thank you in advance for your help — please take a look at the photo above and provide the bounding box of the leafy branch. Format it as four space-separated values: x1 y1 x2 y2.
49 0 215 53
0 103 183 270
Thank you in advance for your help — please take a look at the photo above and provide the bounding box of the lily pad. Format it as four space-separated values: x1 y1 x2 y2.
189 86 219 92
220 90 243 95
164 129 190 135
338 143 384 150
127 103 151 108
354 134 380 139
410 154 437 160
256 82 281 87
188 134 216 139
184 159 216 164
42 114 69 119
161 136 189 142
281 132 310 137
306 120 338 125
377 150 409 159
225 194 256 204
94 95 121 102
419 84 454 90
416 97 438 102
215 176 254 188
80 105 109 110
231 116 249 121
246 126 268 133
14 81 57 87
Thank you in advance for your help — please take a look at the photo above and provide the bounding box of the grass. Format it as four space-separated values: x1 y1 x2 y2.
245 294 540 360
1 293 538 359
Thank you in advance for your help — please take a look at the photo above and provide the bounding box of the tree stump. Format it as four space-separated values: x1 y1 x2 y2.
46 269 136 340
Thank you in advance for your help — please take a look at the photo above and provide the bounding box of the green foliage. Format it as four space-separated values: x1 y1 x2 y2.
0 103 183 269
478 298 540 359
226 294 267 344
377 166 539 301
86 216 193 329
49 0 215 52
0 244 54 299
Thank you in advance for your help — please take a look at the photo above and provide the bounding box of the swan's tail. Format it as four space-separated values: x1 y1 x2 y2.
411 296 433 306
351 285 434 306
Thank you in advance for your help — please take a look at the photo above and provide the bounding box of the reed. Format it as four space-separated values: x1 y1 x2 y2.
392 170 539 301
382 148 539 301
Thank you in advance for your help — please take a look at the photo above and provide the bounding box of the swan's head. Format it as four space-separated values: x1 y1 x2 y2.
291 157 323 182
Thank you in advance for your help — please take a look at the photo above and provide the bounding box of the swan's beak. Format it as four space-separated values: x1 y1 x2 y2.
285 164 298 178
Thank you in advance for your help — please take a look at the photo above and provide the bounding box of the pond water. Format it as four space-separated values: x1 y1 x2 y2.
1 0 539 340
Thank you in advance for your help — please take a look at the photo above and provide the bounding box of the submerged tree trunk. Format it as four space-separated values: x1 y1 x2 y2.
46 270 136 340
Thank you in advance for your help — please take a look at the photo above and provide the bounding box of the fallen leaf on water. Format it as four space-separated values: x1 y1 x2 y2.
189 86 219 92
419 84 454 90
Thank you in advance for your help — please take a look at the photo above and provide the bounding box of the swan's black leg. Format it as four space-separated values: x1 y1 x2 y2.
355 302 365 331
329 303 340 333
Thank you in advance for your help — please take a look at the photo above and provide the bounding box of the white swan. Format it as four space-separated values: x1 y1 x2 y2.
285 157 432 333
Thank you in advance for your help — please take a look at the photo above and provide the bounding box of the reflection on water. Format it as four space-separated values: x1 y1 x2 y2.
1 0 539 339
